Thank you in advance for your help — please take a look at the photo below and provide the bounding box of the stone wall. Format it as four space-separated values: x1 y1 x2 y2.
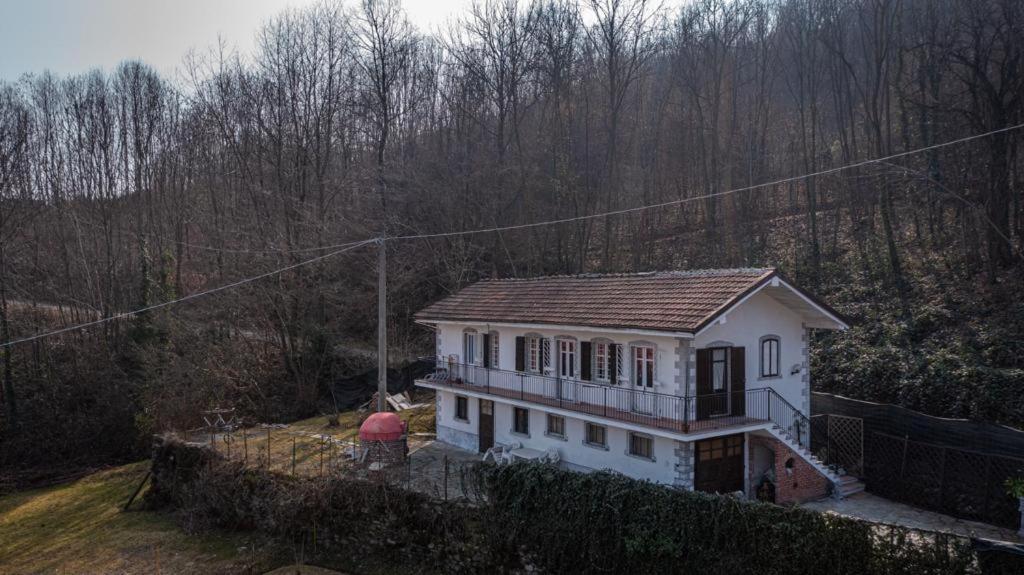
674 441 694 489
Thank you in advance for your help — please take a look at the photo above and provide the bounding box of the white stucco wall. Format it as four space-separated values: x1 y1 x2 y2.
436 323 685 395
426 288 813 486
693 290 807 411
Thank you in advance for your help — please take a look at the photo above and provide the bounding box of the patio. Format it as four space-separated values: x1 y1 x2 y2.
802 491 1023 543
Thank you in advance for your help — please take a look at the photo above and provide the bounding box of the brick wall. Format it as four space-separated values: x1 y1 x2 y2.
748 435 830 504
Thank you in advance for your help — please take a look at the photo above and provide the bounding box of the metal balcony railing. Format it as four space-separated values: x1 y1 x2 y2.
420 361 809 438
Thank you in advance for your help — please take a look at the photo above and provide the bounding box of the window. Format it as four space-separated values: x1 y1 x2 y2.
490 331 500 368
711 348 728 392
697 435 743 462
760 337 780 378
513 407 530 435
594 342 610 382
546 414 565 438
585 423 607 447
628 432 654 460
463 329 482 365
454 395 469 421
527 336 541 373
557 338 576 379
632 345 655 388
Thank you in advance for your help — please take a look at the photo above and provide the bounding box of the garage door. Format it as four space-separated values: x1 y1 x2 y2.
694 434 744 494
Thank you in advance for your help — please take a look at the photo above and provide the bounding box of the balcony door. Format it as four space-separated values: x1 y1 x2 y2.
696 347 745 419
557 339 577 402
630 345 655 414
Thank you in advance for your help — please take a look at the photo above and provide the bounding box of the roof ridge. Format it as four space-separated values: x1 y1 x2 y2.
480 268 775 282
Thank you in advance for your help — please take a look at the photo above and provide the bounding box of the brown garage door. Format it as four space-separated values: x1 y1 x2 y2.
694 434 744 494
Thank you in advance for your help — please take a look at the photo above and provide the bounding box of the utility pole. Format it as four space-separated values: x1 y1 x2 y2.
377 236 387 412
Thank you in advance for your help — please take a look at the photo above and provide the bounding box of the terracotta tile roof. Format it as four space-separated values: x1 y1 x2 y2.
415 269 778 333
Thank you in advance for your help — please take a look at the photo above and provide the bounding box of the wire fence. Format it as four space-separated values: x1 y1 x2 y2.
812 392 1024 530
178 423 478 501
867 432 1024 529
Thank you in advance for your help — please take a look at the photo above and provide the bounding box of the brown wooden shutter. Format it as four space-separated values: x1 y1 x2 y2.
696 349 712 419
515 337 525 372
482 333 491 368
730 347 746 416
580 341 592 381
609 344 618 384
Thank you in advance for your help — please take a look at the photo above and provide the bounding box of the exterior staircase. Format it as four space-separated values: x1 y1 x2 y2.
766 424 852 498
836 474 865 497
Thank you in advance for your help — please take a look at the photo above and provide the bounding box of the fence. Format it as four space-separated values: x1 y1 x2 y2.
812 392 1024 529
179 424 473 501
867 432 1024 529
432 361 809 440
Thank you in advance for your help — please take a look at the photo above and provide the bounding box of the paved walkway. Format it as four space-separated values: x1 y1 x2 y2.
406 440 483 501
402 440 1024 543
802 491 1023 543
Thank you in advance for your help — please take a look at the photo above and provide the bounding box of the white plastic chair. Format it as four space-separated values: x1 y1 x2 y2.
544 448 561 464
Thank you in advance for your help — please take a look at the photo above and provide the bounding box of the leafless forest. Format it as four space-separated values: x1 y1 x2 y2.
0 0 1022 482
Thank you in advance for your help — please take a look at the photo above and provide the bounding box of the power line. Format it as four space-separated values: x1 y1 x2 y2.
3 121 1022 348
0 239 377 349
392 122 1024 241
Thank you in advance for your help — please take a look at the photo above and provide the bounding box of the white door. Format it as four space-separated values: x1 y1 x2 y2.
558 339 577 402
631 345 655 414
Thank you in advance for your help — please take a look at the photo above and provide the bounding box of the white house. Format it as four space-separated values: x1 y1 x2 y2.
414 269 852 503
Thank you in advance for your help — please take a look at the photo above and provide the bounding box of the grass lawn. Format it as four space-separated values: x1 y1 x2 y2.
0 404 436 574
0 461 281 574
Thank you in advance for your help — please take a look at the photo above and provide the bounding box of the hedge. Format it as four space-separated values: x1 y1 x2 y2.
147 435 998 574
145 435 485 572
471 463 977 574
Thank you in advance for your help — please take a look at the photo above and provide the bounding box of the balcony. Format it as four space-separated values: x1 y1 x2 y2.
417 361 809 438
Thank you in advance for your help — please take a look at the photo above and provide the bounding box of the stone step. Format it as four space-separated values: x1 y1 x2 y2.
840 482 865 497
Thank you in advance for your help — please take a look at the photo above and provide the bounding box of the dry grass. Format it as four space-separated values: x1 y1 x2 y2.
200 404 437 477
0 404 435 574
0 461 276 574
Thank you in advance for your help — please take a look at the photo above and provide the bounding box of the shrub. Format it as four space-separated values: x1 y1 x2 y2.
149 438 983 574
470 463 977 575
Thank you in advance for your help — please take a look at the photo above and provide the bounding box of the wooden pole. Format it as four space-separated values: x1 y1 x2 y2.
377 237 387 412
266 428 271 469
292 438 297 475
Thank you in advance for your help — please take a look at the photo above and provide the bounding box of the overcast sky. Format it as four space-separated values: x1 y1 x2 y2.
0 0 475 81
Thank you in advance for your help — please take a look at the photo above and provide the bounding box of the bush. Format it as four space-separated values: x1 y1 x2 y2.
145 435 484 572
471 463 976 575
149 437 989 574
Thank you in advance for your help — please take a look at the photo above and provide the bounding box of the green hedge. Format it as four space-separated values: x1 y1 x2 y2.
470 463 977 575
149 436 989 574
145 435 484 572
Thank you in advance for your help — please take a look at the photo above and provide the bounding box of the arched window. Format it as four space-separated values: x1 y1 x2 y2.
760 336 780 378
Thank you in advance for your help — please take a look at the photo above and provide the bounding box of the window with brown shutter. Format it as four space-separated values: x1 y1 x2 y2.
585 423 607 448
580 341 592 381
628 432 654 460
513 407 530 435
455 395 469 421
